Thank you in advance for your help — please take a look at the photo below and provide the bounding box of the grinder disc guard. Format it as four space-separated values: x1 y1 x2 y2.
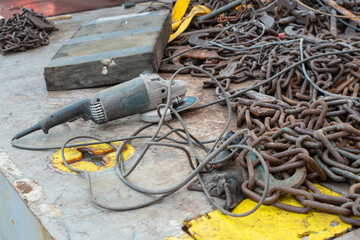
140 96 198 123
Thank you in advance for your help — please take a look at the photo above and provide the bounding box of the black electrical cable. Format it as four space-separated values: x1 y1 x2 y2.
208 39 302 51
299 38 360 101
199 143 269 217
161 20 265 63
57 65 270 213
11 125 215 150
211 21 266 45
114 65 233 192
12 48 360 149
183 47 360 114
60 136 172 211
112 71 268 212
11 45 360 215
161 41 360 116
56 38 360 214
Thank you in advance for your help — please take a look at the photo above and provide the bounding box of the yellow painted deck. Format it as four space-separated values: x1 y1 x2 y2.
51 141 134 173
170 184 354 240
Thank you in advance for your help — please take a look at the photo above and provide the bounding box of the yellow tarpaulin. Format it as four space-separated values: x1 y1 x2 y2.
172 0 191 23
169 1 211 43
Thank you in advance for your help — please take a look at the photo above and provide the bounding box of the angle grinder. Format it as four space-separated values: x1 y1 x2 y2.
13 72 198 140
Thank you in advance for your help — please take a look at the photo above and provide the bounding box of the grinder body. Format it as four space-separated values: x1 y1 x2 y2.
90 73 164 123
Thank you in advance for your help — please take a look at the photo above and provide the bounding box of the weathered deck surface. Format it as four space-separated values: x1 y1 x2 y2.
0 4 359 240
0 5 231 240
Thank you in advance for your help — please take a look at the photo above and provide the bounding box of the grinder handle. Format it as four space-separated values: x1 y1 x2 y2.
39 99 91 134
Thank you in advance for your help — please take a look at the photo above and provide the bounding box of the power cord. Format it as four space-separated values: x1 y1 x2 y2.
11 65 270 216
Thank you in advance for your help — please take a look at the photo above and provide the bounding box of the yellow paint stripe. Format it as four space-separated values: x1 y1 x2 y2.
184 184 352 240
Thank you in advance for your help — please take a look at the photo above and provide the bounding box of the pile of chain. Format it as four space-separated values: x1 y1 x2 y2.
237 122 360 226
0 8 57 55
155 0 360 225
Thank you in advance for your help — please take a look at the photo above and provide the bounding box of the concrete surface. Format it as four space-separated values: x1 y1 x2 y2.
0 3 359 240
0 4 229 240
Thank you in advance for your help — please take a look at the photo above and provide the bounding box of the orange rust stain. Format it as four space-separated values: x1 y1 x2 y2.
15 181 33 194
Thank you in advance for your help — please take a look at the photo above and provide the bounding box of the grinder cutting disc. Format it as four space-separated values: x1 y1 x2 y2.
173 96 198 112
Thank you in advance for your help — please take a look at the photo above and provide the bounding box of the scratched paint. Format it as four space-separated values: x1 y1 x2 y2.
13 178 44 202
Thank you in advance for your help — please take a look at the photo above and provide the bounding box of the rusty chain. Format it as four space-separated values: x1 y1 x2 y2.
5 0 360 223
151 0 360 225
0 8 57 55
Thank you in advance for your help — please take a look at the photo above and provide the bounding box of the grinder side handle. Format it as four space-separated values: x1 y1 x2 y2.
13 99 91 140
